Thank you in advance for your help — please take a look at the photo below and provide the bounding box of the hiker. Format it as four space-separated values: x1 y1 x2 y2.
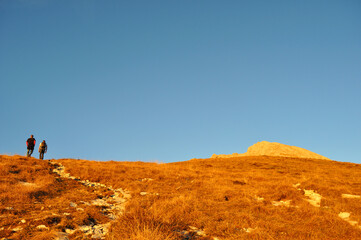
26 135 36 157
39 140 47 160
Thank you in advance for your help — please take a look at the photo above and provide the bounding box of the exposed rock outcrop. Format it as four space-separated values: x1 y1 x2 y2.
212 141 330 160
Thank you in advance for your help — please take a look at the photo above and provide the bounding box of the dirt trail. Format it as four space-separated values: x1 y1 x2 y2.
49 161 131 239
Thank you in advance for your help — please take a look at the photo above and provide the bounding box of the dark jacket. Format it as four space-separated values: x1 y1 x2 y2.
27 137 36 150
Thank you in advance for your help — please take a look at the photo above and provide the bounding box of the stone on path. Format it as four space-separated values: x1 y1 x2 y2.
338 212 359 226
272 200 292 207
12 226 23 232
304 189 322 207
342 194 361 199
36 225 49 230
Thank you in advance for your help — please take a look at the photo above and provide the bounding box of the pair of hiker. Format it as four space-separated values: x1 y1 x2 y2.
26 135 47 160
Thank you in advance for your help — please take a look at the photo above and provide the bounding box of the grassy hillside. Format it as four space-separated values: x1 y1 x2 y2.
0 156 113 239
59 156 361 239
1 155 361 239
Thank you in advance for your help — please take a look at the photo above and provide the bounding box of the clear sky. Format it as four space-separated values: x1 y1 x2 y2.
1 0 360 163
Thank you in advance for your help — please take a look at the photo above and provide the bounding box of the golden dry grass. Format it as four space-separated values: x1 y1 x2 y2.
56 156 361 239
0 155 111 239
1 154 361 239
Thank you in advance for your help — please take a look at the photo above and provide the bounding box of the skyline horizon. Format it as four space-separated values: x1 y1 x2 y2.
1 1 360 164
4 138 345 163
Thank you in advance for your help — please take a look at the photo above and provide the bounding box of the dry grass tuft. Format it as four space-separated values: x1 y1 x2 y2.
108 201 179 240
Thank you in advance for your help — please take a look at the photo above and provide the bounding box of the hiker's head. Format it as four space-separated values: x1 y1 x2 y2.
43 140 46 143
31 135 33 138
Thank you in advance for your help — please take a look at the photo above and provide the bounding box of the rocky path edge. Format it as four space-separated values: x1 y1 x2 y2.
49 161 131 239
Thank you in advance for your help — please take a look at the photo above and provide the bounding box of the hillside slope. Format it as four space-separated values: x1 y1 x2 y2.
1 154 361 239
59 155 361 239
0 156 129 240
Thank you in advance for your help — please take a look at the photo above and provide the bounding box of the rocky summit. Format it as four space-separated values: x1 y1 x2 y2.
212 141 330 160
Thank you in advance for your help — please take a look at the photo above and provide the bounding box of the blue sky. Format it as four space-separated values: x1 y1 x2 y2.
1 0 360 163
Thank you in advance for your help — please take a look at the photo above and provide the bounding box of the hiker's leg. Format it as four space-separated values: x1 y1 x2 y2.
29 149 33 156
27 149 30 157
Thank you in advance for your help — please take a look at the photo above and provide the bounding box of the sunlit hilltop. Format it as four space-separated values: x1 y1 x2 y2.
212 141 330 160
